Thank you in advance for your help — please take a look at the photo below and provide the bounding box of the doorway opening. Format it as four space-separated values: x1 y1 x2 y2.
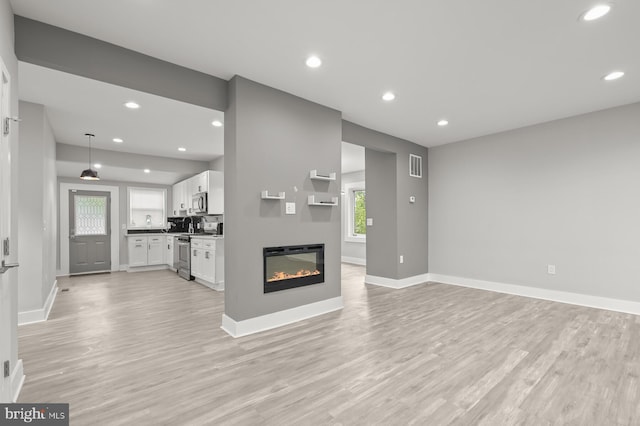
341 142 366 266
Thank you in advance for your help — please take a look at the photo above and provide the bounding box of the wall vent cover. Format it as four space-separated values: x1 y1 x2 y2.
409 154 423 178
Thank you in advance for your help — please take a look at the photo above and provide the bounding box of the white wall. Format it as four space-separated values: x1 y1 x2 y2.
341 170 366 264
17 101 57 321
429 102 640 303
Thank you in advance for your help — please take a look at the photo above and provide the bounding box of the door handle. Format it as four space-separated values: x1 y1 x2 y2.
0 261 19 274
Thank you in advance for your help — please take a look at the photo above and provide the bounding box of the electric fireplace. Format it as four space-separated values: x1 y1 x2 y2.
263 244 325 293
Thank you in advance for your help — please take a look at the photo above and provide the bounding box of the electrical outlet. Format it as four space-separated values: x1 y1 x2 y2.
285 202 296 215
400 255 404 264
547 264 556 275
366 218 373 226
4 360 9 378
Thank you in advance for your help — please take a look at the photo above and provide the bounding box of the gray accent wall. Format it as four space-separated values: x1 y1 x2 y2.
224 76 342 321
17 102 57 313
428 102 640 302
14 16 228 111
342 121 428 280
341 170 366 263
365 150 398 278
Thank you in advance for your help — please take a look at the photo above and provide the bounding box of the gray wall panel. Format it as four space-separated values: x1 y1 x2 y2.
428 102 640 301
225 76 342 321
342 121 428 280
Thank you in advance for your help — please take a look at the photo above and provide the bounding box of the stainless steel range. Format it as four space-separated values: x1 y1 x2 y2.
176 235 193 280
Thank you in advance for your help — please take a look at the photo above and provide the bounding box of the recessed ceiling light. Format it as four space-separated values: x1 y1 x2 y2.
178 147 186 152
382 92 396 101
143 169 150 173
211 120 223 127
306 56 322 68
94 163 102 169
437 119 449 127
113 138 124 143
581 4 611 21
603 71 625 81
124 101 140 109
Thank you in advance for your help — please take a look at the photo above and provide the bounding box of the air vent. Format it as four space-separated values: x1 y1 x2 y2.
409 154 422 178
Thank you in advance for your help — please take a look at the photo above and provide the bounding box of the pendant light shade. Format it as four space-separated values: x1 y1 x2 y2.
80 133 100 181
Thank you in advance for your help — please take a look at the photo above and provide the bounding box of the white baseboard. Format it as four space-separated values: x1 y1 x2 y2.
194 278 224 292
119 264 128 271
126 265 168 273
341 256 366 266
221 296 344 338
365 273 430 289
18 281 58 325
11 359 25 403
429 273 640 316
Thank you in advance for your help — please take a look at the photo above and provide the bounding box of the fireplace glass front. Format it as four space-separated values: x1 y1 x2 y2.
263 244 325 293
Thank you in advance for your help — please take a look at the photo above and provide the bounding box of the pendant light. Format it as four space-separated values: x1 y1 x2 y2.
80 133 100 180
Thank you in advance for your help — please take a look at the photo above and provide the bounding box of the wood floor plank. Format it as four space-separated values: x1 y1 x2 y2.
16 266 640 425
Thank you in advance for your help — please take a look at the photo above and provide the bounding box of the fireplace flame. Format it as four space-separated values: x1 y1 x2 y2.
268 269 321 282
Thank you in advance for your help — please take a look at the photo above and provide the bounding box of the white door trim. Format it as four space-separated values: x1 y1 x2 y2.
59 183 120 275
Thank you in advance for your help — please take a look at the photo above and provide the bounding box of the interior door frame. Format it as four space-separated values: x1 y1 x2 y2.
59 182 119 275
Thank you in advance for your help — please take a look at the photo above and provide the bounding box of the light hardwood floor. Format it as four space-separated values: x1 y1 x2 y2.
17 265 640 425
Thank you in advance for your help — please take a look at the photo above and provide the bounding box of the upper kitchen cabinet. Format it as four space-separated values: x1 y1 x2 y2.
128 187 167 229
191 171 209 194
171 170 224 216
208 171 224 215
172 181 188 217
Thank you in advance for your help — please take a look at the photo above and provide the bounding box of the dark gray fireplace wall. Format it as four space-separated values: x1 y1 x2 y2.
224 76 342 322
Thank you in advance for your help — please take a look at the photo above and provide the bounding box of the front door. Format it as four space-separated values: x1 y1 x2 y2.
69 190 111 274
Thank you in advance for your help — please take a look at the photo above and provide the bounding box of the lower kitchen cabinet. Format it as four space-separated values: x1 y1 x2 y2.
166 235 175 270
127 235 166 268
190 238 224 290
128 236 149 267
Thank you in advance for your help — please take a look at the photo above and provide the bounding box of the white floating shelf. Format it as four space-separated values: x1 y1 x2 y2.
310 170 336 181
308 195 339 206
261 191 285 200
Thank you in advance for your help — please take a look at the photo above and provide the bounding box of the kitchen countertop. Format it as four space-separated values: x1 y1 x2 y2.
125 233 224 239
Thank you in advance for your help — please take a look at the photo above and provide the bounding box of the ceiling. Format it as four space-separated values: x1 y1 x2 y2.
10 0 640 149
19 62 224 161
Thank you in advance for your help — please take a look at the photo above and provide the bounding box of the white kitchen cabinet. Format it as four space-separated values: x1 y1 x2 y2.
191 238 223 290
193 171 208 194
128 236 149 267
166 235 174 269
127 235 166 268
172 180 191 217
148 236 165 265
172 170 224 216
207 171 224 214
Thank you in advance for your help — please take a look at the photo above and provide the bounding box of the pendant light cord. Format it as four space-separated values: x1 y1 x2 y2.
85 133 95 169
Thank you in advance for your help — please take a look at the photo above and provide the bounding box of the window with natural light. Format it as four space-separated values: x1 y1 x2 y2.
345 182 366 242
128 187 167 229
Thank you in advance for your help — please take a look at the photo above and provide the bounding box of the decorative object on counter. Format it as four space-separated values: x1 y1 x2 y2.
80 133 100 180
309 170 336 181
261 191 285 200
308 195 338 206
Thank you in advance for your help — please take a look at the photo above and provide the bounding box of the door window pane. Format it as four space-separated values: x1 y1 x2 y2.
75 195 107 235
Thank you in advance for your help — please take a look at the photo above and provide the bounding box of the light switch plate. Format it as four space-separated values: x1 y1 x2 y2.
286 202 296 215
366 218 373 226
